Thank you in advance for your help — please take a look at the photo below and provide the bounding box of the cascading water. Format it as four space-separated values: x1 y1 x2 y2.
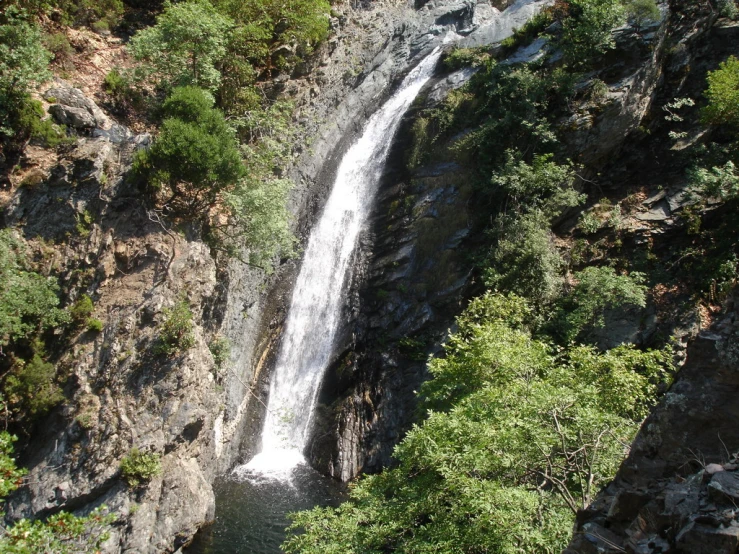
235 47 444 482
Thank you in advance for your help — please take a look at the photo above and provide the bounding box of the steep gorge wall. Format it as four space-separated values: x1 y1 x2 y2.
2 1 551 551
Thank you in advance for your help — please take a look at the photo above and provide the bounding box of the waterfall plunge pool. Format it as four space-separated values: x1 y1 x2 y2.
185 466 345 554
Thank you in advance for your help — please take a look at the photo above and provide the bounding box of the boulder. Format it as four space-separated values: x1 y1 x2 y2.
708 471 739 503
675 521 739 554
49 104 96 130
44 84 110 129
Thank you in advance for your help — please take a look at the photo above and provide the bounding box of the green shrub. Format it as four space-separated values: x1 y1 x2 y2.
483 211 565 306
559 0 626 66
443 46 492 71
120 448 161 487
70 294 94 323
552 266 647 343
134 86 245 216
702 55 739 127
0 230 69 347
155 299 196 356
208 335 230 369
625 0 660 33
690 161 739 200
87 318 103 333
0 8 52 140
718 0 739 19
0 431 26 501
489 152 584 218
43 32 74 68
4 354 64 419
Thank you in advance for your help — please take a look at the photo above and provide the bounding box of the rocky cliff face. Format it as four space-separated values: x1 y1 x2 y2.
560 7 739 554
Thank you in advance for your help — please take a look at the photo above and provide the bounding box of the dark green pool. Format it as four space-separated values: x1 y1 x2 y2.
185 465 345 554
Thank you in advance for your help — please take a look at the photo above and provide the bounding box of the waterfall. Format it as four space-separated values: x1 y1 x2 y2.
236 47 443 481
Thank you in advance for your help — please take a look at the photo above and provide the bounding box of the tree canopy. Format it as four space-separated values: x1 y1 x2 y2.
130 0 234 93
285 294 672 554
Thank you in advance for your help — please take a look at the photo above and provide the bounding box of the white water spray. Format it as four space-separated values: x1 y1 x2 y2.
235 47 443 482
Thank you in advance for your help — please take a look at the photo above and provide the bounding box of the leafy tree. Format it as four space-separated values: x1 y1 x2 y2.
0 7 51 138
552 266 647 343
559 0 626 66
718 0 739 19
213 0 329 69
702 55 739 127
490 151 584 218
134 86 245 216
4 352 64 420
690 160 739 200
284 294 672 554
219 99 297 266
130 0 233 93
0 430 26 503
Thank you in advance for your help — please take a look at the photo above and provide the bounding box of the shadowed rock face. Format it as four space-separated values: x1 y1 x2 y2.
565 301 739 554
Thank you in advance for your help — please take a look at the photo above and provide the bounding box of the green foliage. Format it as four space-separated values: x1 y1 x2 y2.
218 99 297 267
489 151 584 218
134 86 245 216
552 266 647 343
213 0 329 70
483 211 565 306
0 431 26 503
285 294 672 554
690 161 739 200
0 505 115 553
155 299 195 356
718 0 739 19
103 68 144 113
120 448 162 487
208 335 230 369
130 0 234 93
442 47 492 71
86 318 103 333
0 230 69 347
69 294 94 323
499 9 553 52
4 353 63 419
0 8 52 139
624 0 660 32
702 55 739 127
43 32 74 68
559 0 626 66
455 64 576 172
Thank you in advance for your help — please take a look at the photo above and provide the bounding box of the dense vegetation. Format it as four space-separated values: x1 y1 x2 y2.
285 294 672 553
285 0 739 551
